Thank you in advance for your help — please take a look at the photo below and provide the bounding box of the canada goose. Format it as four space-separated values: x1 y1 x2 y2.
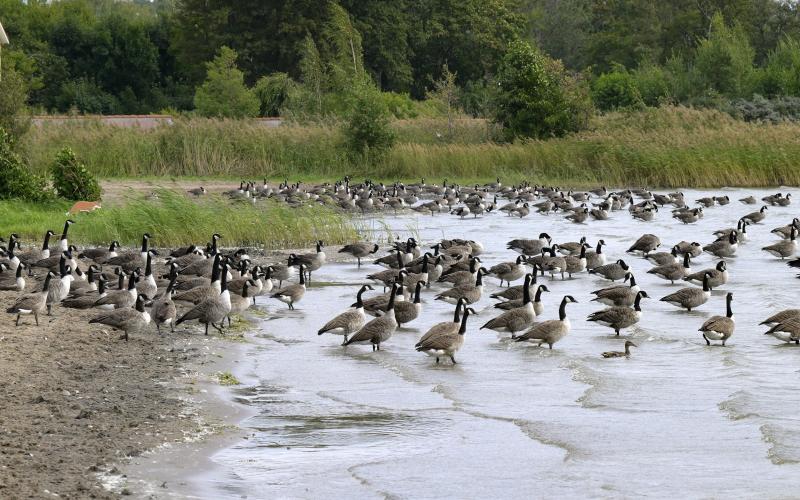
602 341 637 358
392 280 425 327
739 196 757 204
338 242 380 267
31 246 75 273
646 245 679 266
361 278 406 316
89 294 151 342
699 292 734 346
291 241 326 281
660 272 712 311
627 234 660 255
374 248 407 269
490 267 539 301
585 240 606 269
62 275 108 309
174 255 224 304
435 267 487 305
7 271 54 326
515 295 578 349
675 241 703 258
489 255 527 286
588 291 649 336
105 233 152 266
591 273 640 307
67 264 101 295
631 206 656 221
271 264 306 310
135 252 158 299
79 241 120 264
494 284 549 312
510 203 530 218
318 284 374 343
760 309 800 326
589 259 630 281
684 261 728 289
451 206 471 218
704 231 738 258
17 230 55 266
150 278 178 334
716 195 730 205
776 193 792 206
696 196 715 208
557 237 587 256
188 186 206 196
565 208 589 223
770 218 800 239
46 259 73 315
175 267 232 335
481 274 536 338
58 219 75 252
673 208 703 224
507 234 551 256
403 254 433 290
438 256 481 286
416 306 476 364
715 219 749 243
647 253 691 284
367 254 407 291
343 282 399 350
742 205 768 224
416 298 465 347
227 279 256 326
0 262 26 291
763 319 800 344
541 246 567 280
563 243 589 277
94 270 139 310
762 227 797 259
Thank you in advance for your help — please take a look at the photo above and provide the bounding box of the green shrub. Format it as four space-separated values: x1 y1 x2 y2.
691 13 757 99
344 81 396 159
630 63 672 107
494 39 593 140
0 69 32 140
592 68 642 111
380 92 419 119
50 148 102 201
194 47 260 118
0 128 50 202
760 37 800 98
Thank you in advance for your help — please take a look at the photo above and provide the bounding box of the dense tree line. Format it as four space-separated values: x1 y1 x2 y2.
1 0 800 131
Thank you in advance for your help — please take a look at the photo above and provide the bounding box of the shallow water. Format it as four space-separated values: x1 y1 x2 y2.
189 188 800 498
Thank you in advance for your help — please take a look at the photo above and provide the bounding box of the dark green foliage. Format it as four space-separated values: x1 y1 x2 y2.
194 47 260 118
0 69 31 140
50 148 101 201
592 68 642 111
729 95 800 123
344 81 396 158
253 73 294 117
0 128 50 202
494 40 592 140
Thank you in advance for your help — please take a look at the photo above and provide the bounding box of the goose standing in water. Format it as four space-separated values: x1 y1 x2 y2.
416 306 476 364
271 264 307 310
699 292 734 346
488 255 527 287
344 283 399 351
514 295 578 349
481 274 536 338
318 284 374 344
762 227 797 259
763 319 800 344
591 273 640 307
760 309 800 327
660 272 712 311
494 284 549 312
703 231 738 258
602 341 637 358
392 280 425 328
684 261 728 289
338 242 380 268
627 234 660 256
589 259 630 282
6 271 54 326
435 268 488 305
647 253 692 284
588 291 649 336
742 205 768 224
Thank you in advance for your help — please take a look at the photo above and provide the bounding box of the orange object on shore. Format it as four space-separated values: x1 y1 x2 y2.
68 201 101 215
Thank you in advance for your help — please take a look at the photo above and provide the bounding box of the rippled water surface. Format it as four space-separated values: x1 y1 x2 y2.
188 188 800 498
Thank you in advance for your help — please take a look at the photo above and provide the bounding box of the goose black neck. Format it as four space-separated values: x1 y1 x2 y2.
127 273 137 290
579 245 587 258
42 232 51 249
15 264 23 278
136 297 146 313
98 278 107 294
87 267 95 283
396 251 404 267
211 255 222 282
726 294 733 318
475 270 483 286
596 242 603 254
356 286 367 308
42 273 53 292
117 272 125 288
453 302 463 323
141 235 148 253
298 267 305 285
421 257 429 273
634 293 643 311
108 241 116 251
145 254 152 276
559 298 568 321
59 257 66 276
413 282 423 303
522 278 531 304
683 253 691 267
61 221 70 239
459 308 471 335
703 275 711 291
220 266 229 292
387 285 397 310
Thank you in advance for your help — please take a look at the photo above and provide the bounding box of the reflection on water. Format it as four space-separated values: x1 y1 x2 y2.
188 188 800 498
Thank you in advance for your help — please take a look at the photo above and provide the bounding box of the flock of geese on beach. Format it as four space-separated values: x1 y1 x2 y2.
1 178 799 364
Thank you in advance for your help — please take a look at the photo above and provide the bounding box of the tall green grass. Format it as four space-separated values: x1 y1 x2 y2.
19 107 800 187
0 190 357 249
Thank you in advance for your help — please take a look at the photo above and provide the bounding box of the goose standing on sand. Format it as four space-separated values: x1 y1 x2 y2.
94 270 139 309
660 272 712 311
515 295 578 349
62 276 108 309
271 264 306 310
0 262 26 291
588 291 649 336
344 283 399 351
338 242 380 268
152 279 178 334
602 341 637 358
416 306 476 364
647 253 692 284
699 292 735 346
762 227 797 259
6 272 54 326
89 294 151 341
79 241 119 264
135 252 158 299
46 259 73 315
175 268 232 335
318 284 374 344
17 230 55 267
684 261 728 289
481 274 536 338
589 259 630 282
105 233 152 267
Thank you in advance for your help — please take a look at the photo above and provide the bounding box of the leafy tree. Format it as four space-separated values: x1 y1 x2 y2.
760 36 800 97
592 66 642 111
494 39 592 140
692 13 757 99
426 64 461 137
194 47 259 118
0 69 31 140
630 62 672 106
344 80 395 158
253 73 295 116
